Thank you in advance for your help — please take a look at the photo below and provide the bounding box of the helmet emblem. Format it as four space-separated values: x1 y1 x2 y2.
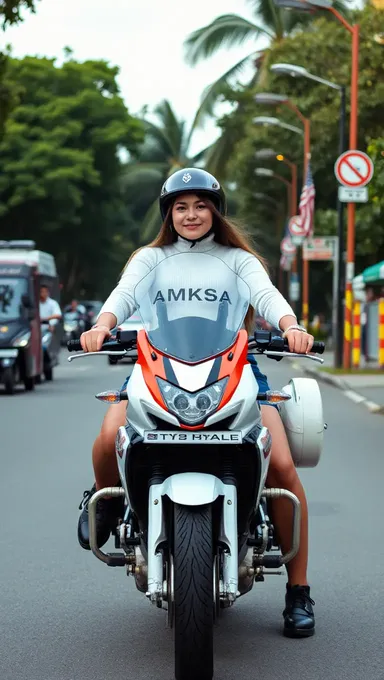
182 172 192 184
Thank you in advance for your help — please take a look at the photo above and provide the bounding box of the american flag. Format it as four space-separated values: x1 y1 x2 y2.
299 162 316 237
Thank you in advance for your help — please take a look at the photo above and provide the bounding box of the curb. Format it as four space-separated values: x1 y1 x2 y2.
291 361 384 415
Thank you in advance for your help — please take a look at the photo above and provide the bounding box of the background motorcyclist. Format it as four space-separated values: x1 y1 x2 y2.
77 168 315 638
63 300 87 343
67 299 86 316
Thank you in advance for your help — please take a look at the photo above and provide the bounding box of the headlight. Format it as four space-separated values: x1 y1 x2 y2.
157 377 228 425
64 321 77 331
12 331 31 348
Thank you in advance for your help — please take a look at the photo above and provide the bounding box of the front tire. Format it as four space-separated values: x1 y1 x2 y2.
24 376 35 391
44 365 53 381
173 504 214 680
4 367 15 395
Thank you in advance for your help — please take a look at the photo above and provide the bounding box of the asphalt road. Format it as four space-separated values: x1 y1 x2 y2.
1 352 384 680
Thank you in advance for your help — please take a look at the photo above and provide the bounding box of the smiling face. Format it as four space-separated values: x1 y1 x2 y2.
171 193 213 240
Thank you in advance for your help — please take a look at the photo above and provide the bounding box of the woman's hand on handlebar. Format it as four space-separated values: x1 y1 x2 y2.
284 329 314 354
80 325 111 352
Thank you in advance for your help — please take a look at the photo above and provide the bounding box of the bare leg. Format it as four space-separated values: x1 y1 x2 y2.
92 401 127 490
261 405 309 586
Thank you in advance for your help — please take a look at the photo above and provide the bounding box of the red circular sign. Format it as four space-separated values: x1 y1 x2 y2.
334 150 374 188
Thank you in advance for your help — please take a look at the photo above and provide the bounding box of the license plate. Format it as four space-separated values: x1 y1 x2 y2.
0 349 18 358
143 430 243 444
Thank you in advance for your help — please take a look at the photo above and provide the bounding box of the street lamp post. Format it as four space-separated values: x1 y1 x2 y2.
255 167 292 194
253 190 286 291
273 0 359 368
270 63 347 368
255 148 298 218
253 116 303 136
255 166 295 302
253 192 280 208
254 167 293 214
254 95 311 326
253 117 304 311
254 94 311 175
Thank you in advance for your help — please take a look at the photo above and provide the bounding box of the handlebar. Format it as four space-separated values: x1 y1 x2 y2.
252 330 325 355
67 329 138 353
67 328 325 357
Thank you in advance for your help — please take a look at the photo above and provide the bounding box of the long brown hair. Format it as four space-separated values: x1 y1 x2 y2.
126 195 268 334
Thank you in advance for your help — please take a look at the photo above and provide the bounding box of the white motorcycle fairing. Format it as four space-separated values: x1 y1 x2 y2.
126 360 263 441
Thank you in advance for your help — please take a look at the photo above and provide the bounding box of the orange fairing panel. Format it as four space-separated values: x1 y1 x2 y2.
218 329 248 408
136 330 167 408
137 328 248 427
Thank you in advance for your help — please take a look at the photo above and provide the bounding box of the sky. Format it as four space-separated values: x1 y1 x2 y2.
3 0 266 155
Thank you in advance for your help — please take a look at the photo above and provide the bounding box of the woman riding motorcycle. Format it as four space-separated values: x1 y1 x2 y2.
78 168 316 638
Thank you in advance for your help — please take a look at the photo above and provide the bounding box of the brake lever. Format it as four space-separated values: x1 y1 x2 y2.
67 350 127 362
264 351 324 364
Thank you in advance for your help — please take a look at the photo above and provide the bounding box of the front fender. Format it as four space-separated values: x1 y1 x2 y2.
161 472 225 506
146 473 239 603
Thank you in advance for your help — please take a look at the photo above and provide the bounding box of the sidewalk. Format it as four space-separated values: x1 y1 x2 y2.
291 351 384 414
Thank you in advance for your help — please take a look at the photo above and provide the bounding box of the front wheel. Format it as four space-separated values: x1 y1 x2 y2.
24 375 35 391
173 504 214 680
44 364 53 381
4 367 15 395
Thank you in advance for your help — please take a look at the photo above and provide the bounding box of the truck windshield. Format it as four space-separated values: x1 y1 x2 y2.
0 277 28 321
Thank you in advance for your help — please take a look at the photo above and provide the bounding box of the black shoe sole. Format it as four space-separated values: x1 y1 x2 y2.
283 627 315 638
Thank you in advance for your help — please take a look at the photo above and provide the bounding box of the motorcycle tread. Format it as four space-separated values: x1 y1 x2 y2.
173 503 214 680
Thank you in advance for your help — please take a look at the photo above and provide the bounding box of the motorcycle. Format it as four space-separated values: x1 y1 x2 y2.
62 310 85 345
68 252 325 680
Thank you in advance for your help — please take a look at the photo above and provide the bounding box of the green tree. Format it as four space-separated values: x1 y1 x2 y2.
358 136 384 260
184 0 349 129
214 5 384 312
1 1 38 133
220 6 384 258
0 54 144 298
0 0 36 27
122 99 209 242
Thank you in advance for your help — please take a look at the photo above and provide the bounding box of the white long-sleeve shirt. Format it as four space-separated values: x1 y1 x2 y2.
39 297 62 326
99 233 295 330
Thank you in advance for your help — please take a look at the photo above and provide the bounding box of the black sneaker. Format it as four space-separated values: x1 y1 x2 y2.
77 484 124 551
283 584 315 638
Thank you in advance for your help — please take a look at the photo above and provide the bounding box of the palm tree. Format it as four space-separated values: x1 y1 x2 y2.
184 0 350 128
122 100 209 241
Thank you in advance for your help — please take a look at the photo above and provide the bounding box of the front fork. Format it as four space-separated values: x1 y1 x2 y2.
87 485 302 607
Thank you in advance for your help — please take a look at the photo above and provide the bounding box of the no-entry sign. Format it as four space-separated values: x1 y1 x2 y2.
334 150 374 188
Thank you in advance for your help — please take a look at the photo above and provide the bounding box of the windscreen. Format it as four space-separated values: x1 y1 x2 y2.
133 252 250 362
0 277 28 321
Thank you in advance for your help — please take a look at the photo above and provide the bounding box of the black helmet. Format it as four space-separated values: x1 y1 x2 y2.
159 168 226 219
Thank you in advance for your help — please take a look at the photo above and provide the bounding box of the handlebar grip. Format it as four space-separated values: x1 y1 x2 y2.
312 341 325 354
67 339 83 352
282 338 325 354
